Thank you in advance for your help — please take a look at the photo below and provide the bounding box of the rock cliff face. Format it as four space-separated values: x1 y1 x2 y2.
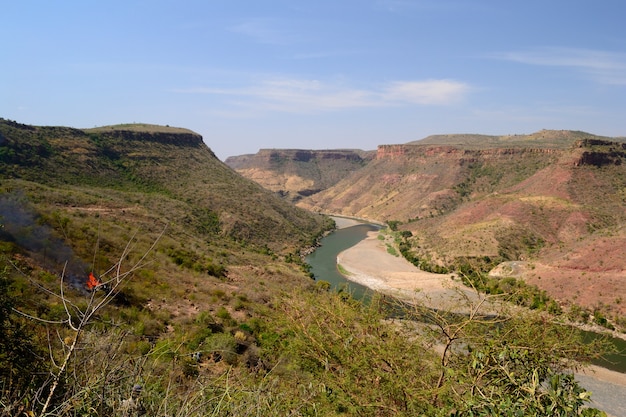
376 144 561 162
225 148 375 202
295 132 626 315
573 139 626 167
376 145 408 159
227 148 372 168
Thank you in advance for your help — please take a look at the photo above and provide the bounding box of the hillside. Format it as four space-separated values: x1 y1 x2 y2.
0 116 335 340
0 120 615 416
297 130 626 317
0 118 338 414
225 148 375 202
0 118 327 252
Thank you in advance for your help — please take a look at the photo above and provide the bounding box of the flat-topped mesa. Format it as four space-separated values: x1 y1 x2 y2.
87 127 203 147
376 144 560 160
226 148 374 168
225 148 375 203
261 148 371 162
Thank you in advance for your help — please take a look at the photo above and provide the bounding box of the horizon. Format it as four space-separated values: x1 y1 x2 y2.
4 117 624 157
2 1 625 160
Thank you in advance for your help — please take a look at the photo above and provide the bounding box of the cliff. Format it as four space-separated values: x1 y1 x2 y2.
225 148 375 202
297 132 626 315
376 144 561 161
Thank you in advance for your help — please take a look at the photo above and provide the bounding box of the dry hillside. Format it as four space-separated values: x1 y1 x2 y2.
303 133 626 315
233 131 626 317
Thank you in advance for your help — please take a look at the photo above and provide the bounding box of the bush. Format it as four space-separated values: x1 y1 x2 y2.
0 270 47 415
205 333 238 364
448 312 608 416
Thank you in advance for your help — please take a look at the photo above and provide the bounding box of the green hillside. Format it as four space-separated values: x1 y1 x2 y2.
0 119 610 416
0 118 327 252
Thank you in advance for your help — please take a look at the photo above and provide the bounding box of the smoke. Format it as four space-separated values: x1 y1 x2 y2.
0 191 89 281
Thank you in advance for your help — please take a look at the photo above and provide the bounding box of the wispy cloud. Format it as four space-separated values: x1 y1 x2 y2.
383 80 469 105
176 79 374 112
375 0 487 13
498 47 626 85
174 77 470 114
229 18 303 45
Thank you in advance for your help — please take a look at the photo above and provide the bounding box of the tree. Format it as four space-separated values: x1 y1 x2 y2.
406 285 610 416
8 227 166 417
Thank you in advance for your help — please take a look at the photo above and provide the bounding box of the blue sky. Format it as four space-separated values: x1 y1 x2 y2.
2 1 625 159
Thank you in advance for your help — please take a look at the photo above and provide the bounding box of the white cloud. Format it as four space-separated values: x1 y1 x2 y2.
383 80 470 105
498 47 626 85
174 77 471 114
255 79 375 110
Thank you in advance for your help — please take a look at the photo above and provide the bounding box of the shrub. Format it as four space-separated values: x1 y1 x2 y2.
205 333 238 364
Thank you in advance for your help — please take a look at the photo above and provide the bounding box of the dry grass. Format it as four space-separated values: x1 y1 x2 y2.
85 123 196 134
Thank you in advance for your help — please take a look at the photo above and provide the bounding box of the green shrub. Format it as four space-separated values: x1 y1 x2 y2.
0 270 47 414
205 333 238 365
216 306 235 327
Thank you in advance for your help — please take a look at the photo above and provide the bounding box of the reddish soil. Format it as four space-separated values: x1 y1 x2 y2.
526 234 626 316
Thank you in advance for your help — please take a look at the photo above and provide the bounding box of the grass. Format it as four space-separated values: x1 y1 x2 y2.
0 119 329 253
85 123 196 134
336 263 352 276
386 243 399 256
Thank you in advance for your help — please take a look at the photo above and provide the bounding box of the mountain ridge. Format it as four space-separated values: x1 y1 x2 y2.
408 129 625 148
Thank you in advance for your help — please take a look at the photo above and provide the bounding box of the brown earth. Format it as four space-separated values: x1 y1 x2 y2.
225 149 374 202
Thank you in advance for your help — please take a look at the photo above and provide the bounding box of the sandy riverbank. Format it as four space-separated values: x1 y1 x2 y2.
336 228 484 313
334 223 626 415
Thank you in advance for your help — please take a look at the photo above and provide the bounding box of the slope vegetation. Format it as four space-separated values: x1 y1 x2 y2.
0 118 334 414
0 120 614 416
0 119 327 252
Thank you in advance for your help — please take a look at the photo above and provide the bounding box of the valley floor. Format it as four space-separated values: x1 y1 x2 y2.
333 218 626 416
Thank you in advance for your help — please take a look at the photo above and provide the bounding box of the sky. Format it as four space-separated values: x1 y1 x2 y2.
2 1 626 160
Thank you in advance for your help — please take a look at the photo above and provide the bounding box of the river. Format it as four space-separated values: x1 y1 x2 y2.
305 218 626 374
305 221 379 301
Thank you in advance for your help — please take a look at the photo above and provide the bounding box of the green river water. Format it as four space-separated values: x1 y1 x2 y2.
305 221 626 374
